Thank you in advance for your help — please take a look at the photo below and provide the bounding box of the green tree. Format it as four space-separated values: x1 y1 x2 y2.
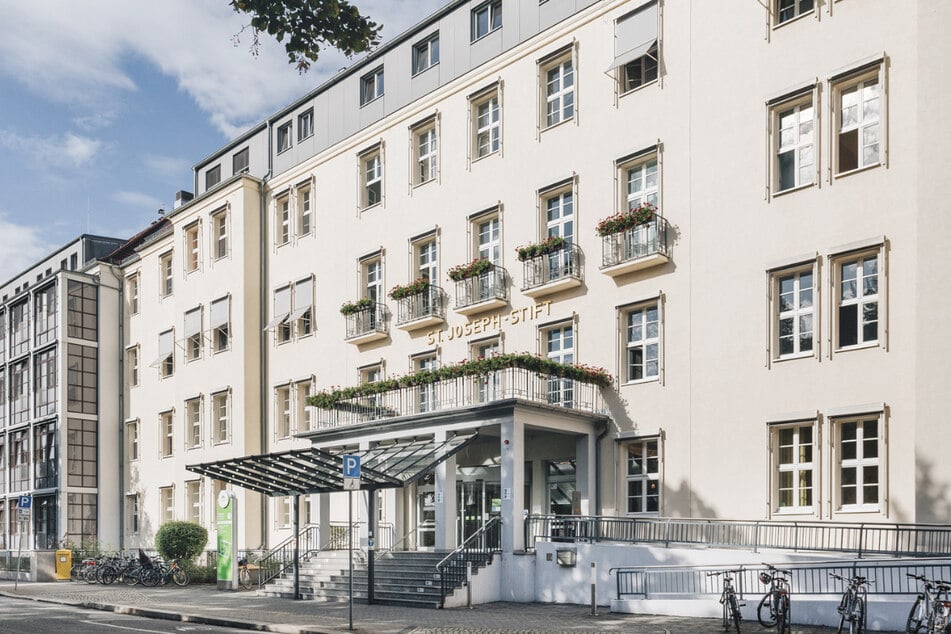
155 521 209 564
230 0 381 72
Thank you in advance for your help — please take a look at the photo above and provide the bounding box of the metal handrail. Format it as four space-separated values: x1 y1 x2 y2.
437 516 502 607
377 524 421 557
525 515 951 559
256 523 320 587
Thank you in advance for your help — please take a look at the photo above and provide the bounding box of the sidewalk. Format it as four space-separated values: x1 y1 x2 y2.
0 580 874 633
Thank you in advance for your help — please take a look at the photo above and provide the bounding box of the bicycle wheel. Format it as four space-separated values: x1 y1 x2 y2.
906 597 924 633
99 565 118 585
69 563 83 582
722 596 729 631
728 594 741 634
851 596 864 634
758 594 777 628
778 594 790 634
238 567 252 591
124 568 140 586
85 566 99 584
172 568 189 587
141 567 160 587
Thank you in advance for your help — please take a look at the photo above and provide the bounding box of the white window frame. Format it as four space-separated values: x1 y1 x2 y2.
414 353 439 413
473 91 501 159
185 479 203 526
126 420 139 461
774 0 815 26
160 252 173 297
415 123 438 186
625 437 661 515
273 285 292 344
160 486 175 524
275 385 292 439
127 345 139 387
360 67 384 106
298 109 314 141
184 306 203 362
361 148 383 209
277 122 293 153
212 391 230 444
415 237 438 284
212 209 229 260
542 55 575 129
363 258 383 303
771 422 816 514
127 493 140 535
834 415 883 513
624 301 660 383
772 263 816 360
611 2 659 96
276 195 291 246
127 274 140 314
296 380 313 432
298 187 312 236
475 215 501 265
543 322 574 407
471 0 502 41
412 33 439 75
210 296 231 353
832 64 885 177
185 397 202 450
161 410 174 458
621 153 660 211
832 248 882 351
292 277 314 338
771 93 816 194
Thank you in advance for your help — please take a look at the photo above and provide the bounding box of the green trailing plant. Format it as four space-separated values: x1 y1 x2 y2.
339 297 375 315
515 235 567 261
595 202 658 237
447 258 494 282
155 521 209 565
388 278 431 300
307 352 612 409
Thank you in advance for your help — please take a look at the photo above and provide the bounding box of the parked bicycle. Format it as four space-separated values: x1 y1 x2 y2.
757 563 792 633
830 572 871 634
707 569 744 633
906 574 951 633
155 557 190 587
238 557 255 591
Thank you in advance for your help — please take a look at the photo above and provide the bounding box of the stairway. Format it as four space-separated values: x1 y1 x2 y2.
261 550 483 608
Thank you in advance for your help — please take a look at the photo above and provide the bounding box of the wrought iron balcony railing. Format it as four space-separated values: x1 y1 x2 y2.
600 215 670 272
453 268 508 312
312 367 606 430
521 243 583 292
395 285 446 326
344 302 388 341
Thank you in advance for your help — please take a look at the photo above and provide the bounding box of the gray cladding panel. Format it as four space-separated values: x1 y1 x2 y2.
539 0 579 33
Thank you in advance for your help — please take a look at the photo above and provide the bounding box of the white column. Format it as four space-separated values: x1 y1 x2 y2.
434 429 457 550
317 492 331 545
575 432 597 515
501 418 525 552
531 460 546 514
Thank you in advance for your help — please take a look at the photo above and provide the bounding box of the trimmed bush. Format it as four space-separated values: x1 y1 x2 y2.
155 521 208 564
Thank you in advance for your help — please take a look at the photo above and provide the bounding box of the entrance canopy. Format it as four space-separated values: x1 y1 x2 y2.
186 432 477 497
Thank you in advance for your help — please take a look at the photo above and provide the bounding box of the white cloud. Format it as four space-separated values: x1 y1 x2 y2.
112 191 165 211
0 0 451 138
0 215 53 284
0 129 104 170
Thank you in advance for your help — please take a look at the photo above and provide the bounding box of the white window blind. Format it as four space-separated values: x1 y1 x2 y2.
265 287 291 330
184 307 202 337
152 330 173 366
609 2 658 72
210 297 229 329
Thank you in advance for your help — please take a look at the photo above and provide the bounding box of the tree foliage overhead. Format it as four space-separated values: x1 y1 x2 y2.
230 0 381 72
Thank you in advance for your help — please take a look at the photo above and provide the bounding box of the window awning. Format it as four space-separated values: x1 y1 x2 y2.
607 39 657 73
186 432 478 497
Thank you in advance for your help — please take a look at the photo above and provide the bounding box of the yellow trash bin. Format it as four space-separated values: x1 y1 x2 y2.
55 549 72 580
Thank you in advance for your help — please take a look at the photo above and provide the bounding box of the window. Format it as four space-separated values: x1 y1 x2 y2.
543 56 574 128
66 493 97 545
34 284 57 346
835 416 882 511
364 257 383 303
0 310 6 364
298 109 314 141
0 370 6 427
412 33 439 75
296 380 313 432
544 187 575 263
185 397 202 449
835 251 880 349
475 215 501 265
212 210 228 259
160 486 175 524
360 364 383 408
212 391 230 444
270 286 292 344
611 2 658 93
184 223 200 273
9 429 29 490
772 423 814 513
127 274 140 314
184 306 202 362
773 265 815 358
625 302 660 382
772 94 815 192
127 494 140 535
9 300 28 357
67 280 97 341
277 196 291 245
361 148 383 208
544 324 574 406
472 90 501 159
232 147 249 175
10 361 28 424
292 277 314 338
34 422 57 489
626 438 660 514
360 67 384 106
415 122 438 185
277 122 293 153
775 0 814 25
156 329 174 377
834 67 883 175
276 386 292 439
126 420 139 461
161 410 174 458
471 0 501 41
67 344 97 414
416 238 438 284
205 165 220 190
34 348 57 417
298 187 312 236
210 296 230 353
127 346 139 387
276 497 293 528
186 480 203 525
415 354 438 412
622 154 659 210
66 419 97 487
160 252 174 297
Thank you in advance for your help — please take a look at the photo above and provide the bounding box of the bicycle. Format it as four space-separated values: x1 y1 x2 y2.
906 574 951 633
830 572 872 634
237 557 254 591
707 569 744 633
757 563 792 633
155 558 190 587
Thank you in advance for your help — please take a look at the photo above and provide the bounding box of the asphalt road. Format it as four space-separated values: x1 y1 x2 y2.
0 595 249 634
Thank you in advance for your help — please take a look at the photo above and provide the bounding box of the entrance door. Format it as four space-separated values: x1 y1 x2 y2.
417 484 436 549
457 480 502 548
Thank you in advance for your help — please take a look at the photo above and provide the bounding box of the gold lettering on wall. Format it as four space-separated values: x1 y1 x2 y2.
426 301 552 345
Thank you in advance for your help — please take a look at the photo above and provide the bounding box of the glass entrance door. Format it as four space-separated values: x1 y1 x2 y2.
457 480 501 548
417 477 436 549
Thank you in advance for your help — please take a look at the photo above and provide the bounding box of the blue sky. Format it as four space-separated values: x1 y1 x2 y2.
0 0 447 281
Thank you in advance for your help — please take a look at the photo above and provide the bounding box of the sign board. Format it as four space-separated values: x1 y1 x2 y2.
216 491 237 590
18 495 32 509
343 454 361 490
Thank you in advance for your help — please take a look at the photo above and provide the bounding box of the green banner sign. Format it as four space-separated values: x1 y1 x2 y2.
217 491 235 589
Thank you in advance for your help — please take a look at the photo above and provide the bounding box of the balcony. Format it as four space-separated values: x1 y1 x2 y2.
520 243 583 299
312 366 607 430
344 302 388 345
600 215 670 277
453 268 509 316
395 285 446 332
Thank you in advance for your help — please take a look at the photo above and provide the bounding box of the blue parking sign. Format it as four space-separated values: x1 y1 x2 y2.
343 455 361 479
18 495 31 509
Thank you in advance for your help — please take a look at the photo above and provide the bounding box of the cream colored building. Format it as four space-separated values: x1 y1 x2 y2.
115 0 950 561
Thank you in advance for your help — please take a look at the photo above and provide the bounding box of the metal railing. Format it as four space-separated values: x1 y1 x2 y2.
614 559 951 600
257 523 321 587
437 516 502 607
453 268 508 310
526 515 951 558
344 302 387 340
313 367 607 429
521 243 583 290
600 216 670 268
395 285 446 325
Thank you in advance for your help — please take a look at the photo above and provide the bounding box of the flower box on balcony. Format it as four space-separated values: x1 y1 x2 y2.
515 236 566 262
389 278 430 300
394 284 446 331
595 202 657 237
340 297 375 316
448 258 494 282
598 204 670 277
